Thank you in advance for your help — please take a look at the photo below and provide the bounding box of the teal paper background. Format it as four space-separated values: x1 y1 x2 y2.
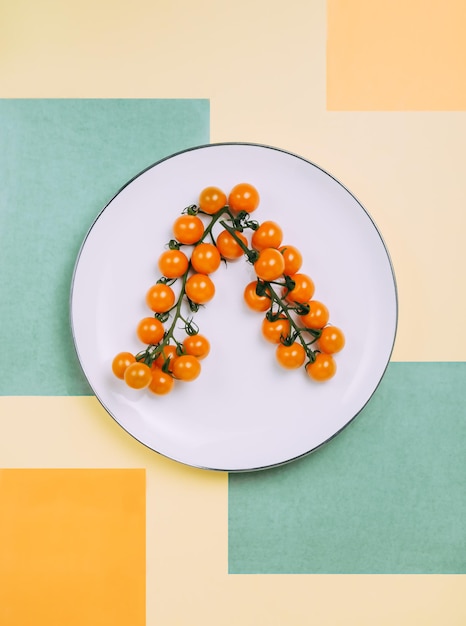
229 362 466 574
0 99 209 395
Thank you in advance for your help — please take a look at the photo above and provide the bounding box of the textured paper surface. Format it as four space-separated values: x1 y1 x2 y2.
1 1 466 624
1 397 466 625
229 362 466 574
0 98 209 395
0 468 145 626
327 0 466 110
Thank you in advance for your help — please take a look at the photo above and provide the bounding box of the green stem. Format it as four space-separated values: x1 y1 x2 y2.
219 219 259 263
265 282 318 362
138 268 191 366
164 269 190 341
198 206 236 244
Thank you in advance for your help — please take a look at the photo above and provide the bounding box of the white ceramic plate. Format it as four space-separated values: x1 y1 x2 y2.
70 143 397 471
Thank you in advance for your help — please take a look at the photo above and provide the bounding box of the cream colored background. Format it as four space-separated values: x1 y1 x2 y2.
2 397 465 625
1 0 465 624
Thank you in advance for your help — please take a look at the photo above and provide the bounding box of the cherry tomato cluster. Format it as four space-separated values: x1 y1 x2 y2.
112 181 344 394
112 183 260 395
242 220 345 381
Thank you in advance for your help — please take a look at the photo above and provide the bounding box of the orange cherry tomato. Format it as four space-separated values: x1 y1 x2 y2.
279 245 303 275
318 326 346 354
216 229 248 260
228 183 260 213
199 186 227 215
276 342 306 369
185 273 215 304
191 242 221 274
285 273 315 304
261 315 291 343
136 317 165 345
306 353 337 382
172 214 205 245
124 361 153 389
158 249 189 278
182 334 210 360
172 354 201 381
243 281 271 312
152 344 178 370
254 248 285 281
112 352 136 379
251 221 283 251
145 283 176 313
148 367 174 395
300 300 330 330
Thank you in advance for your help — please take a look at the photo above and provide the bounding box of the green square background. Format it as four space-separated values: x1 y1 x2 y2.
0 98 209 395
229 362 466 574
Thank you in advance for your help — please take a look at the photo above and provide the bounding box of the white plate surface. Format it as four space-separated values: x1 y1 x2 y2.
70 143 398 471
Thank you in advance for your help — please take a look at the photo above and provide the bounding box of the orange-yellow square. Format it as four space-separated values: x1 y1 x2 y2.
327 0 466 110
0 469 145 626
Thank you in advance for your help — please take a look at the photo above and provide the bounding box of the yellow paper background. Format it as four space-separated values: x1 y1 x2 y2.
1 0 466 624
327 0 466 110
0 467 146 626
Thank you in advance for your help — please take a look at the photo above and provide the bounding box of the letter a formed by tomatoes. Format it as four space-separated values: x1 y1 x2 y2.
114 183 345 394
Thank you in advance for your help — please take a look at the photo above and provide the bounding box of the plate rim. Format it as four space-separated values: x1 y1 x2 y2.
69 141 399 472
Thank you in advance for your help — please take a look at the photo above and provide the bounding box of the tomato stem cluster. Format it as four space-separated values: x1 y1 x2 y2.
218 221 323 361
263 280 321 361
111 183 262 394
135 270 195 369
